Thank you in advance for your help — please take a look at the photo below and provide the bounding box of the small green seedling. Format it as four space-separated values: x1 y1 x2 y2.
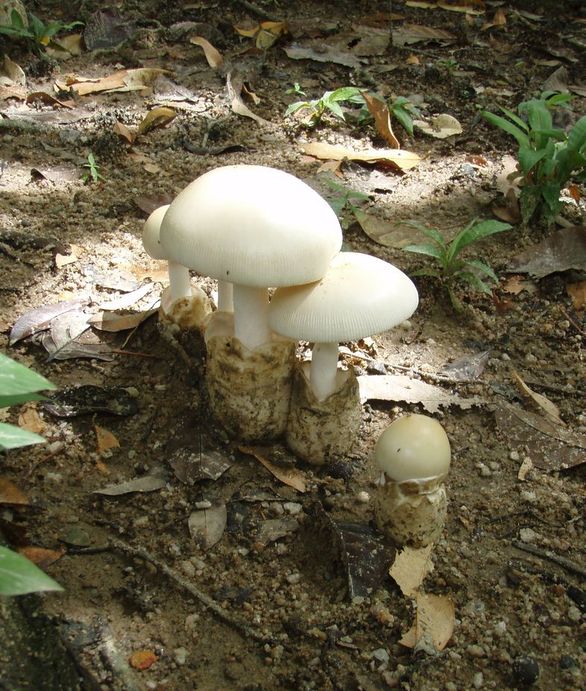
0 353 62 595
0 8 82 52
82 153 105 184
322 177 369 228
285 86 363 125
403 219 511 311
481 92 586 224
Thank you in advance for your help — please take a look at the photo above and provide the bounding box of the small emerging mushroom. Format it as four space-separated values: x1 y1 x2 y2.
142 205 213 331
372 414 451 547
268 252 418 464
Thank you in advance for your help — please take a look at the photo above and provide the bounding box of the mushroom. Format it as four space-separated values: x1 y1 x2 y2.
268 252 419 463
160 165 342 350
142 205 213 330
269 252 418 400
372 414 451 547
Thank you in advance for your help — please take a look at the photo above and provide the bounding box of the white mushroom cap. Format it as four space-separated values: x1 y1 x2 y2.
375 414 451 482
268 252 419 342
160 165 342 287
142 205 170 260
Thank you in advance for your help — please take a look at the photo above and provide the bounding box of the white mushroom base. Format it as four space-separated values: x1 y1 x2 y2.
286 363 361 465
373 474 447 548
204 312 296 442
159 286 214 331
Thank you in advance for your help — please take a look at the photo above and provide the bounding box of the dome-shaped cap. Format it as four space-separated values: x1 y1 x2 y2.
160 165 342 287
268 252 418 342
142 205 170 260
375 414 451 482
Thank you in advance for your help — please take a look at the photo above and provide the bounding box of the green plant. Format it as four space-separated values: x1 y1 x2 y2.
403 219 511 311
0 353 62 595
285 86 363 125
481 93 586 224
0 8 82 51
322 177 369 227
82 153 105 184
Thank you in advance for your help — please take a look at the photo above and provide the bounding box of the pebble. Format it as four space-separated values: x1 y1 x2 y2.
283 502 302 515
519 528 538 543
467 644 486 658
559 655 577 670
286 572 301 585
512 656 540 685
174 647 187 665
184 613 199 630
194 500 212 510
476 462 491 477
509 450 520 462
356 490 370 504
520 490 537 503
567 605 582 622
525 353 538 363
473 671 484 688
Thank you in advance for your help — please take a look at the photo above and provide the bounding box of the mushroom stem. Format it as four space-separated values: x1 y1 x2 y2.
233 285 271 350
310 341 339 401
168 261 192 303
217 281 234 312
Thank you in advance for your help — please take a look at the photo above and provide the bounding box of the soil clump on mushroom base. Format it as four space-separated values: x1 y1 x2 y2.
0 1 584 690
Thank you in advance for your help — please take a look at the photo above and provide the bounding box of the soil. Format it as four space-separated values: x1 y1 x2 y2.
0 1 585 690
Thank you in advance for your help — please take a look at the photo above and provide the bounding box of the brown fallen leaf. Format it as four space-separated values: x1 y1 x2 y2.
17 405 46 436
400 592 455 652
389 545 434 597
95 424 120 454
354 209 427 248
26 91 74 109
0 477 29 506
482 7 507 30
89 309 158 332
190 35 224 68
508 226 586 278
188 503 227 550
227 72 270 126
113 120 135 144
239 446 307 493
60 68 168 96
414 113 462 138
392 23 456 47
362 92 400 148
137 106 177 135
2 55 25 85
284 44 361 69
511 370 565 427
500 275 536 295
567 280 586 311
301 142 420 172
18 546 64 570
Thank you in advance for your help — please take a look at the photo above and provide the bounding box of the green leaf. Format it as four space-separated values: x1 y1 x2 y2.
0 353 55 399
328 86 362 102
284 101 310 117
0 423 46 451
481 111 529 148
464 258 499 283
0 546 62 596
9 8 26 31
457 270 493 294
0 393 45 407
566 115 586 152
392 106 414 136
324 99 346 121
447 220 511 263
403 243 443 260
518 146 548 174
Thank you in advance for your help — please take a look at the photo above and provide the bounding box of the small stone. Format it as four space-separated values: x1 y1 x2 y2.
519 528 538 543
184 613 199 630
476 462 491 477
286 572 301 585
174 647 187 665
194 500 212 510
567 605 581 622
467 644 486 658
356 490 370 504
473 671 484 688
512 656 540 686
372 648 390 664
525 352 537 363
559 655 577 670
180 560 196 578
283 502 302 515
520 490 537 503
509 450 520 462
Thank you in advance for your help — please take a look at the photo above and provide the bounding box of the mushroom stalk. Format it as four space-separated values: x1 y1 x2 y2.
233 285 271 350
168 260 192 303
217 281 233 312
310 341 339 401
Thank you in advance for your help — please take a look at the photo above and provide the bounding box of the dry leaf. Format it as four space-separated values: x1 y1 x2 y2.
17 406 46 436
137 106 177 135
93 475 166 496
188 503 227 550
55 244 81 268
354 209 426 248
301 142 420 172
227 72 270 126
1 55 25 86
239 446 307 492
190 36 224 68
97 283 155 310
501 275 536 295
47 33 83 58
26 91 74 109
0 477 29 506
392 24 456 47
113 120 135 144
517 456 533 481
89 309 158 332
511 370 565 426
482 8 507 30
414 113 462 138
358 374 484 412
508 226 586 278
95 424 120 453
400 593 455 652
284 44 361 69
362 92 400 148
389 545 434 597
438 0 485 13
567 280 586 311
18 546 64 570
62 68 167 96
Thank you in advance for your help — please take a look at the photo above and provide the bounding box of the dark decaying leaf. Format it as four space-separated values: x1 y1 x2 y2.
508 226 586 278
440 350 490 381
169 448 232 484
83 8 136 51
308 502 395 599
188 503 227 550
10 300 86 345
254 517 299 548
42 385 139 418
133 194 173 216
93 473 167 496
495 403 586 470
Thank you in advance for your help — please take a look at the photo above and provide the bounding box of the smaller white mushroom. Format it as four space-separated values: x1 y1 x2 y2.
373 414 451 547
142 205 191 303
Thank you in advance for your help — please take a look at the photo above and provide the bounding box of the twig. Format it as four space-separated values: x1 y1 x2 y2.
108 537 271 644
512 540 586 579
234 0 274 20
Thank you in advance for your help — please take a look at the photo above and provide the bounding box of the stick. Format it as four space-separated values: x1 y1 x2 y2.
512 540 586 579
234 0 274 20
108 537 270 644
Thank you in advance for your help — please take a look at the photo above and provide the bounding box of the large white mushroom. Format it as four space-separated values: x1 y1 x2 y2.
160 165 343 350
373 414 451 547
268 252 419 464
